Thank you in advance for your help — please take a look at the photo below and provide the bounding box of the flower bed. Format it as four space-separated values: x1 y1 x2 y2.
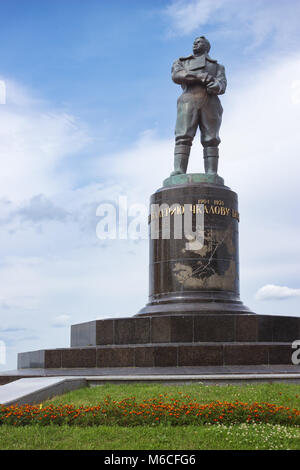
1 395 300 427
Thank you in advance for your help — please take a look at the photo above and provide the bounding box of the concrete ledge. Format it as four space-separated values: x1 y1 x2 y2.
86 373 300 386
0 377 86 405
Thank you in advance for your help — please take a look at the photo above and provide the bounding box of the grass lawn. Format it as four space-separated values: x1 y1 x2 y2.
0 382 299 450
0 422 299 450
44 382 300 408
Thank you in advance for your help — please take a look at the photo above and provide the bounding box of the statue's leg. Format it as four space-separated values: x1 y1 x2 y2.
171 97 198 176
199 96 223 174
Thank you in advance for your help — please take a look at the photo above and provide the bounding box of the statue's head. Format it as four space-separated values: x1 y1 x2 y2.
193 36 211 55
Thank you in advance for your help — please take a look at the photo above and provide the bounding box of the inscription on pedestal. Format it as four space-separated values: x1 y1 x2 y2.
149 201 240 222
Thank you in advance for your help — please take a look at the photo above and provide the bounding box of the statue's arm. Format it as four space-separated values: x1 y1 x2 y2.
206 64 227 95
171 60 200 85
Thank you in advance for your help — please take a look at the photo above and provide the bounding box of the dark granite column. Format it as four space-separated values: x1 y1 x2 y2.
137 175 251 316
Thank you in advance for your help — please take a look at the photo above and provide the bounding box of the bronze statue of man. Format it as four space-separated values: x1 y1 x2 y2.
171 36 227 176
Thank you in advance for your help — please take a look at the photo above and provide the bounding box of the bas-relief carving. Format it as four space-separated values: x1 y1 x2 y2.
173 225 237 290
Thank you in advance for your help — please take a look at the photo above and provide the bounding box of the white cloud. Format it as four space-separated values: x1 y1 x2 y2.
14 194 70 224
255 285 300 301
93 129 172 200
164 0 227 35
0 80 6 105
164 0 300 50
0 79 91 202
51 315 72 328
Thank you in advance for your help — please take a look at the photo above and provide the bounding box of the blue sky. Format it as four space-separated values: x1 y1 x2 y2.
0 0 300 369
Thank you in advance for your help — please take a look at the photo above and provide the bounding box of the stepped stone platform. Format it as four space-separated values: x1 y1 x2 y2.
70 314 300 346
17 313 300 370
17 343 297 370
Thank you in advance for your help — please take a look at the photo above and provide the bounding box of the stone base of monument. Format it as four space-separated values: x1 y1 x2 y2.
17 313 300 369
15 176 300 372
138 177 250 317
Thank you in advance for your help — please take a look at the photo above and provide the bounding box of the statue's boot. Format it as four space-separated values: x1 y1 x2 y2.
204 147 219 174
170 145 190 176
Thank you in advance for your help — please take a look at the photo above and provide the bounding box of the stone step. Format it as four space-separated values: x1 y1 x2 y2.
70 314 300 347
18 342 295 369
0 377 86 405
0 376 31 386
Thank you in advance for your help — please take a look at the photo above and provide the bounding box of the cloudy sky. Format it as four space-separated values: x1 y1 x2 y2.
0 0 300 370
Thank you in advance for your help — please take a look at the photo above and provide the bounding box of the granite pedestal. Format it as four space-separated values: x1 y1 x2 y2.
138 177 250 316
